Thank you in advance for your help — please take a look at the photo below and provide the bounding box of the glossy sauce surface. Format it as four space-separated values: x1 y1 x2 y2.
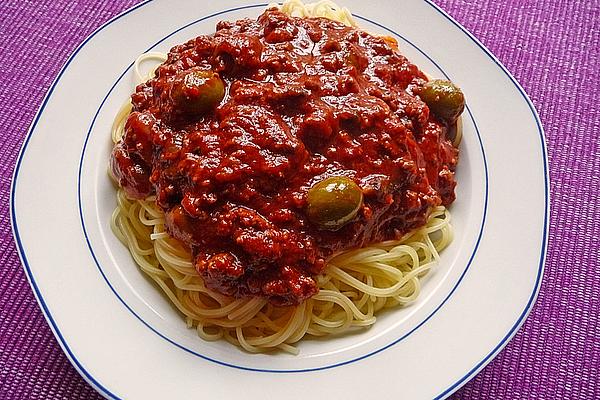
111 10 459 305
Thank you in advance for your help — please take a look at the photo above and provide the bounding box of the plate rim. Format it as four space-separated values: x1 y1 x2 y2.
10 0 549 398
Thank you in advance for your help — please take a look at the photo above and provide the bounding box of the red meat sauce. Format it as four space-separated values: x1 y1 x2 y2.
111 9 459 306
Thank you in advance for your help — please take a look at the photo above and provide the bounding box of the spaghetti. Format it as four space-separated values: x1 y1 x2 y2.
110 0 457 353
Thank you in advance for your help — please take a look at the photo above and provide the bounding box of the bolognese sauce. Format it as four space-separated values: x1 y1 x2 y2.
111 9 462 306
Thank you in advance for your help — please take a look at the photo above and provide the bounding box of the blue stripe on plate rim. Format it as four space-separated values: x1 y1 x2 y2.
9 1 548 399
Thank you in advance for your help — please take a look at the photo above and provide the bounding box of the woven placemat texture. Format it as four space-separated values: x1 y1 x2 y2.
1 0 598 399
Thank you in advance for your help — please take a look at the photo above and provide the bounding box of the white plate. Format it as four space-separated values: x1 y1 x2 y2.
11 0 548 398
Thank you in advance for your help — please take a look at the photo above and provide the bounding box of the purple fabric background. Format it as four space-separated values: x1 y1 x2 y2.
1 0 598 398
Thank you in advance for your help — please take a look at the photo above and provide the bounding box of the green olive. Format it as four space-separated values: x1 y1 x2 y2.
307 176 363 230
170 70 225 114
419 79 465 123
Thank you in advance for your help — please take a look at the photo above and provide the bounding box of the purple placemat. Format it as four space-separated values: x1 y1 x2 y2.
1 0 598 398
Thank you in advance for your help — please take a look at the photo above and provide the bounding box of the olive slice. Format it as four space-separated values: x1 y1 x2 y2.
307 176 363 230
170 69 225 115
419 79 465 124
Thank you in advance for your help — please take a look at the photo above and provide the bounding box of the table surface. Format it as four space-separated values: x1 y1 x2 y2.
1 0 598 398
